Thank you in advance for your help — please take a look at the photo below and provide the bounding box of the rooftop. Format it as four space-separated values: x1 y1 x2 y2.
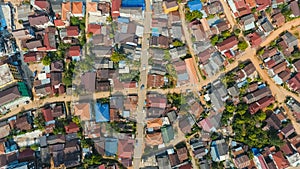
0 64 15 88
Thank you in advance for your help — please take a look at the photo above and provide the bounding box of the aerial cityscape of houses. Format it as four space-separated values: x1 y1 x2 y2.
1 0 300 168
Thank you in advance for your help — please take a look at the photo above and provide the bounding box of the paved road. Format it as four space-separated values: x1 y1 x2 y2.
133 0 152 168
220 0 237 28
178 4 202 82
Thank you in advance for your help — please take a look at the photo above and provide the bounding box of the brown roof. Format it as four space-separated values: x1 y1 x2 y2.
65 122 80 134
272 151 290 169
168 153 180 167
74 103 91 121
145 132 163 145
0 85 22 107
81 72 96 92
177 147 188 163
190 102 204 119
15 116 32 131
118 139 134 159
243 62 256 76
72 2 83 15
147 118 163 128
66 26 79 37
147 74 165 88
272 61 287 74
0 125 10 139
291 1 300 17
98 2 110 14
28 14 49 26
216 36 238 51
272 13 285 27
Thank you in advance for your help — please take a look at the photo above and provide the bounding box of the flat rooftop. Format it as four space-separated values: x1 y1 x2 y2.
0 64 15 87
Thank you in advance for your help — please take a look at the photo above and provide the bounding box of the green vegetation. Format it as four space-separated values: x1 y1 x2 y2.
238 40 248 51
210 32 235 46
266 7 272 14
206 14 215 19
280 4 293 21
30 144 39 151
185 8 203 22
234 29 241 36
221 30 232 38
63 61 76 87
232 110 283 148
111 51 126 63
257 48 265 56
34 112 45 130
167 93 186 108
110 121 137 133
210 35 220 46
41 55 52 65
70 16 85 30
172 40 185 47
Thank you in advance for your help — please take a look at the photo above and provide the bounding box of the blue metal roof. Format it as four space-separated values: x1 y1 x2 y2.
121 0 145 9
95 103 110 122
187 0 203 11
105 138 118 156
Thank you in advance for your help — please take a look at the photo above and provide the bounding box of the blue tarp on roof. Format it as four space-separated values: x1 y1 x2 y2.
152 28 160 37
0 18 6 31
121 0 145 9
105 138 118 156
187 0 203 11
95 103 110 122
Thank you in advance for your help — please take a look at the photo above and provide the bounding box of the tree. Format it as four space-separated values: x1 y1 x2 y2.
222 30 231 38
172 40 184 47
185 9 203 22
111 51 126 63
42 56 52 65
234 29 241 36
210 35 219 46
83 154 102 166
34 113 45 130
238 40 248 51
72 116 81 125
257 48 265 56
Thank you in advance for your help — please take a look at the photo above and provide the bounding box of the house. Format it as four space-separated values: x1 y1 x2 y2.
147 118 163 129
161 125 175 143
86 2 98 13
66 26 79 37
95 103 110 122
272 13 285 27
74 103 91 121
105 138 118 156
98 2 111 16
62 2 71 21
290 1 300 17
163 0 178 14
256 0 271 10
209 80 228 112
210 139 229 162
43 26 57 51
272 151 290 169
14 116 32 131
12 29 33 40
249 32 263 47
282 32 298 49
206 1 222 14
281 123 295 138
147 74 165 88
118 139 134 159
150 36 169 49
72 2 84 17
243 87 272 104
265 113 281 130
190 101 204 119
216 36 238 53
179 113 195 134
168 152 180 167
146 132 163 145
0 124 10 139
80 72 96 93
34 0 50 12
65 122 80 134
240 14 256 31
68 46 81 61
169 46 187 60
157 156 171 169
112 0 122 18
288 72 300 93
234 155 251 168
88 24 101 35
28 14 52 28
187 0 202 11
249 96 275 114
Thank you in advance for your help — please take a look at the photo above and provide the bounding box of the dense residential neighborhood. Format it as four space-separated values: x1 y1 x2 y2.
1 0 300 168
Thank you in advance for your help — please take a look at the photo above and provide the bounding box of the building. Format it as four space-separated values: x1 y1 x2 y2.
187 0 203 11
163 0 178 14
210 139 229 162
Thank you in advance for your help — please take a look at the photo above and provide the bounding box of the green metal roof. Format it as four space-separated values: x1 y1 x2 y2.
17 82 30 97
161 125 174 143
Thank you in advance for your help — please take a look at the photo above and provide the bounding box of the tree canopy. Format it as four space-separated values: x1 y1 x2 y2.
185 9 203 22
238 40 248 51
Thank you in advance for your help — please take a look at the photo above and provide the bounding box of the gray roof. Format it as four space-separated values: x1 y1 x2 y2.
92 45 112 56
170 46 187 60
157 156 172 169
39 136 47 147
150 48 165 60
171 24 183 40
0 86 21 106
282 31 298 48
227 85 240 97
241 14 255 25
81 72 96 93
261 19 274 33
17 5 31 21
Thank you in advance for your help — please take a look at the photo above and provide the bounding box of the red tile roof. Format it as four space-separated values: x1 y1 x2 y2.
256 0 271 10
249 96 275 114
54 20 65 27
68 46 81 57
111 0 121 17
42 108 53 122
64 122 80 134
216 36 238 51
88 24 101 35
250 32 262 47
35 0 50 11
272 151 290 169
66 26 79 37
288 72 300 92
23 52 37 62
118 139 134 159
86 2 98 12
